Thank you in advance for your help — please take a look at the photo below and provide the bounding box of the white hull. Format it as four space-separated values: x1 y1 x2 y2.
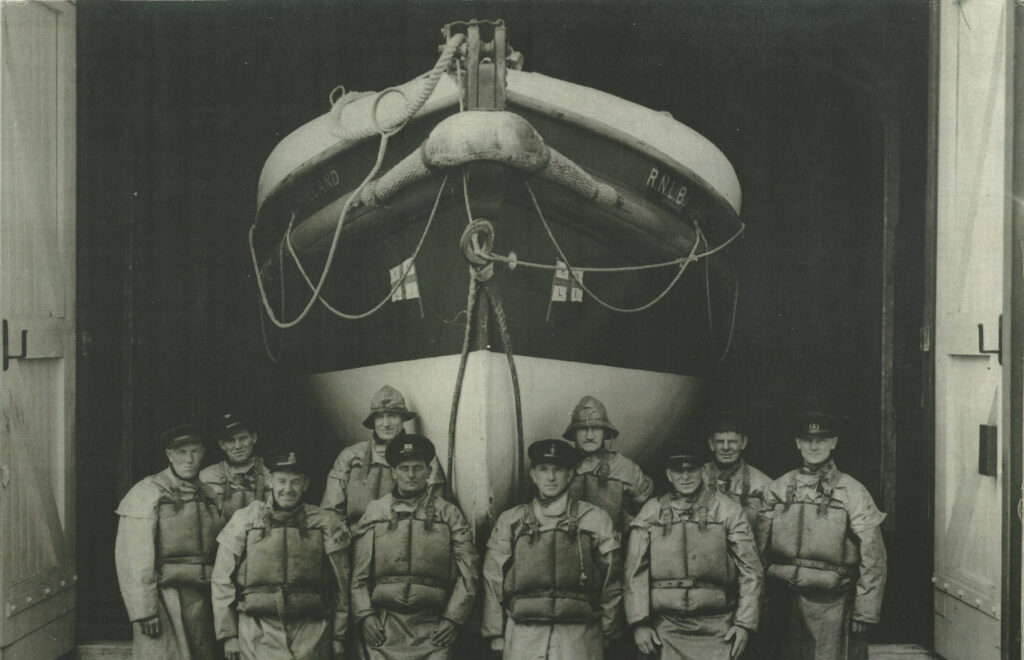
308 351 702 538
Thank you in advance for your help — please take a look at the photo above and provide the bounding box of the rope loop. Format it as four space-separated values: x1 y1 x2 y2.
371 87 411 137
460 219 495 266
328 84 347 107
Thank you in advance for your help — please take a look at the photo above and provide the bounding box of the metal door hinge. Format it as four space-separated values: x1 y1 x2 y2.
2 320 27 371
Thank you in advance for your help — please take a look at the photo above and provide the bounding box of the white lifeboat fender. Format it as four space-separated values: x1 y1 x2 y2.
357 111 621 208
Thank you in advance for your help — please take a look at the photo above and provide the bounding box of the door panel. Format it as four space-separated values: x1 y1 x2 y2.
933 1 1009 657
0 1 76 657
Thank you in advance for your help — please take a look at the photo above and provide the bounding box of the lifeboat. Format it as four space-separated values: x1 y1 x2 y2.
250 20 743 536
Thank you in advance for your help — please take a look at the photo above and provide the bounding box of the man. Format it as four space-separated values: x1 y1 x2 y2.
701 410 773 554
624 442 762 660
199 412 272 520
212 449 350 660
114 423 221 660
350 434 479 660
321 385 445 524
760 411 887 660
482 439 623 660
565 395 654 533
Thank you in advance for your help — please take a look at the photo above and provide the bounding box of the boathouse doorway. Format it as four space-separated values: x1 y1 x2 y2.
63 2 1021 659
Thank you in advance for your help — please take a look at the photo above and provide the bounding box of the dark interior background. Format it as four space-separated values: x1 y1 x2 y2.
76 0 931 646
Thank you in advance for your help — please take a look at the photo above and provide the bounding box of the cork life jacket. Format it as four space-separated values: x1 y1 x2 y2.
346 441 394 524
214 460 268 521
569 453 626 531
370 495 454 613
768 469 860 591
648 491 737 616
154 472 221 588
502 497 604 624
238 507 330 620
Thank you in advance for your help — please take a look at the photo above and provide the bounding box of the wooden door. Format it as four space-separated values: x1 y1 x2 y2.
932 1 1011 658
0 1 76 658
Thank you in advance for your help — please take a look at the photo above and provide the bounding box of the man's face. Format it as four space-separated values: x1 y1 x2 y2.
166 442 205 480
795 435 838 466
666 465 703 496
374 412 404 442
393 459 429 496
530 463 572 499
708 431 747 466
270 471 309 510
219 429 257 466
574 426 607 454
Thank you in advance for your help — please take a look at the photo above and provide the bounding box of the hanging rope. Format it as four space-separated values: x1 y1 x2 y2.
249 32 466 329
445 273 526 505
284 174 448 319
526 181 700 314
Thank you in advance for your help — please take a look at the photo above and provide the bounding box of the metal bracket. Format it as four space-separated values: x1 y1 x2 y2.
2 320 27 371
977 315 1002 364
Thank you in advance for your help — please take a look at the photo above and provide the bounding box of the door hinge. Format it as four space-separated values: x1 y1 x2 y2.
920 325 932 353
2 319 27 371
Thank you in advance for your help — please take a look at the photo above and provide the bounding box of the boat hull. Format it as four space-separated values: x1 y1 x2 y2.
308 350 703 539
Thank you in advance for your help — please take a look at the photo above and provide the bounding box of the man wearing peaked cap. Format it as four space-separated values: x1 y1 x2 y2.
212 448 351 660
114 423 221 659
701 410 773 555
624 440 762 660
350 434 479 660
759 411 887 660
565 396 654 534
322 385 445 524
200 413 272 521
481 439 623 659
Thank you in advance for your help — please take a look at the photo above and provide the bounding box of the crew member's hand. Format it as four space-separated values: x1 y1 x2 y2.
138 615 161 638
633 624 662 655
852 619 874 634
332 639 345 658
223 637 240 660
362 614 386 647
725 625 750 659
430 618 458 647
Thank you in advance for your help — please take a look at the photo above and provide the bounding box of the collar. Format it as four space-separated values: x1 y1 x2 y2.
800 458 838 480
710 458 744 482
226 457 258 474
167 466 200 488
534 491 570 517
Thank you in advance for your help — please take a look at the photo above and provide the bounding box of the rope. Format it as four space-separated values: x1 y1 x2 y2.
445 277 526 505
258 239 287 363
525 181 702 314
446 277 478 501
285 174 448 319
478 222 743 273
249 33 466 329
483 282 526 502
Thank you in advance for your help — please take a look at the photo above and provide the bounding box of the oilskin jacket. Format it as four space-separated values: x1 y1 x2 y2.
482 494 623 644
321 434 445 524
114 467 222 660
211 500 350 658
623 486 762 632
702 460 773 554
351 491 478 623
760 460 887 625
199 458 271 522
569 450 654 532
